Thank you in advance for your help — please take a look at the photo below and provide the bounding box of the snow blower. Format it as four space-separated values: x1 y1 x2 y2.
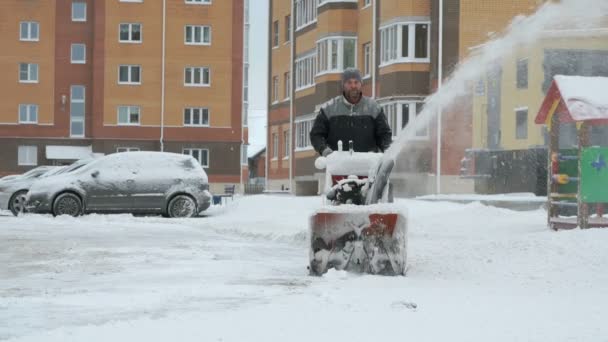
309 141 407 276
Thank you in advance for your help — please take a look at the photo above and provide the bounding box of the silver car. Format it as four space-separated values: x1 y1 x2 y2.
0 166 60 216
26 152 211 218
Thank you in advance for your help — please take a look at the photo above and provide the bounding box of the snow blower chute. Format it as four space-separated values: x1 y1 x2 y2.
309 141 407 276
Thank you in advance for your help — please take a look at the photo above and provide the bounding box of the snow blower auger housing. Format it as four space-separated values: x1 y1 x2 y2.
309 142 407 276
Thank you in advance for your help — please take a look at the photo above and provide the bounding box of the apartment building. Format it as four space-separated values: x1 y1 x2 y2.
0 0 246 193
267 0 543 195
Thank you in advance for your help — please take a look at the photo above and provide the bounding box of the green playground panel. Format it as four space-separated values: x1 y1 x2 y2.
557 149 578 195
580 147 608 203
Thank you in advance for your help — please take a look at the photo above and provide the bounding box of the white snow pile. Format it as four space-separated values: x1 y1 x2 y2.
555 75 608 121
1 196 608 342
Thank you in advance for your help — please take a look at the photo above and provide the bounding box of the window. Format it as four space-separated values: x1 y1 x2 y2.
119 23 142 43
283 130 289 158
183 148 209 167
272 76 279 103
71 44 86 64
272 133 278 159
117 147 140 152
70 85 85 137
18 146 37 166
185 25 211 45
295 54 316 90
72 2 86 22
380 22 430 65
363 0 371 7
380 101 427 139
316 37 356 74
363 42 371 77
295 0 317 30
19 104 38 124
243 64 249 102
184 107 210 126
273 20 279 47
20 22 39 41
118 65 141 84
117 106 140 125
295 119 314 150
285 15 291 43
241 144 248 165
184 67 210 86
19 63 38 83
185 0 211 4
517 58 528 89
516 108 528 139
284 72 290 100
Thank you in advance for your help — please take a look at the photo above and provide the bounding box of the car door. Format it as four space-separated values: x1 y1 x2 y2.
129 156 172 212
83 158 135 212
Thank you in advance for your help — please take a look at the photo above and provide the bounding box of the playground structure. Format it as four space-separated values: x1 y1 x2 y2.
535 75 608 229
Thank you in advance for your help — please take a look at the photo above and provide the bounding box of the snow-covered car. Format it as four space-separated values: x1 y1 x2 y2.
26 152 211 218
0 166 60 216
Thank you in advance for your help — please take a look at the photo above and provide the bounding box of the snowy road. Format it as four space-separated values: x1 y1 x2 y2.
1 196 607 341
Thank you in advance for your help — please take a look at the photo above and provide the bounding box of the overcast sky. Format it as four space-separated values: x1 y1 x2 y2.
247 0 269 148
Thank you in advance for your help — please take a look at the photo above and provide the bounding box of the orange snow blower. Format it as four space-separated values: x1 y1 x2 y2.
309 142 407 276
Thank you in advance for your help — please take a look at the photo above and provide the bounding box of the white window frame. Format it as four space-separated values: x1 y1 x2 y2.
70 85 86 138
363 42 371 77
515 106 529 140
20 21 39 41
19 104 38 124
119 23 142 43
272 76 279 103
283 130 290 159
284 72 290 100
116 147 140 152
362 0 371 9
295 0 318 31
19 63 38 83
71 2 87 22
183 107 210 127
117 105 141 126
185 0 211 4
316 36 357 76
183 148 209 168
272 20 279 48
379 21 431 67
380 100 428 140
185 25 211 45
295 53 316 91
18 146 38 166
184 67 211 87
295 118 314 151
118 65 141 85
71 43 86 64
272 133 279 160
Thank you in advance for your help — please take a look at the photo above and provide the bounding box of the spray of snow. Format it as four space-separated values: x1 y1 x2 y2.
385 0 608 162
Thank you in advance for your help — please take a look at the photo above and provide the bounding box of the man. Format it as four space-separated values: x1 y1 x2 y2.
310 68 392 157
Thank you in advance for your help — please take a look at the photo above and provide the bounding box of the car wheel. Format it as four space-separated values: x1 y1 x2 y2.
53 193 83 217
167 195 197 218
9 190 28 216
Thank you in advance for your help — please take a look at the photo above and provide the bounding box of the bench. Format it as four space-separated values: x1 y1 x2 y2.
212 184 236 205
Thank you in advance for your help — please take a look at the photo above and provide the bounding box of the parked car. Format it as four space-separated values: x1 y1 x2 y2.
26 152 211 218
0 166 60 216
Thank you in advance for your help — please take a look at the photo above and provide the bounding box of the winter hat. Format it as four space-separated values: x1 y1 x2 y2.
342 67 362 84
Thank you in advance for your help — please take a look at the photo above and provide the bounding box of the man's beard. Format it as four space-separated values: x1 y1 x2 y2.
346 89 360 102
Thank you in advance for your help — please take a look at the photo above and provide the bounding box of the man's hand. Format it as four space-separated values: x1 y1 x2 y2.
322 147 333 157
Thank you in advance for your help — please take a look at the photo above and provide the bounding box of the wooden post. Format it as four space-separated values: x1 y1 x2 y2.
577 122 590 229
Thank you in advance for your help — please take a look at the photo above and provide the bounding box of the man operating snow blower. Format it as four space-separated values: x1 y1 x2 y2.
307 68 407 276
309 67 393 157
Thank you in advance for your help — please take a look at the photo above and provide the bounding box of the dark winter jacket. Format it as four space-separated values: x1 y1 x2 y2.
309 94 392 155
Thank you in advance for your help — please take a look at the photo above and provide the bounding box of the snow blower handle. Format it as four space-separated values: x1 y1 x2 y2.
349 140 354 155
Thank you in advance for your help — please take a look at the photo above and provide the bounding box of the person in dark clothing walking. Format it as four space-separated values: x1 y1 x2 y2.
309 68 392 157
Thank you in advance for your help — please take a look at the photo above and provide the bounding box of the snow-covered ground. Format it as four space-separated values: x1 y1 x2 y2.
1 195 607 341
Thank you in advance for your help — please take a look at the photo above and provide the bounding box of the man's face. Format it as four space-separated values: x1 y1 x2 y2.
344 78 362 99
